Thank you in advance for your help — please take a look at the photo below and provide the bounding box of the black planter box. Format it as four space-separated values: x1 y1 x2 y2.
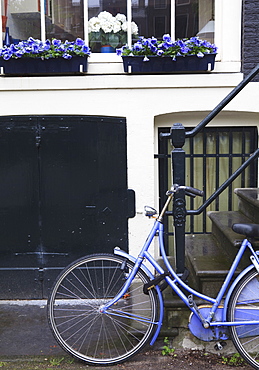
122 54 216 73
0 56 88 76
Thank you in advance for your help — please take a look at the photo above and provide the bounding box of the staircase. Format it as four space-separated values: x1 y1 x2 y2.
161 187 259 339
185 188 259 296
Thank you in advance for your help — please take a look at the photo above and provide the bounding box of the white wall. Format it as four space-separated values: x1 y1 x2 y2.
1 72 259 256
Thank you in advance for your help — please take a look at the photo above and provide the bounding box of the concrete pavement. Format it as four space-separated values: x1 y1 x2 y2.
0 300 64 357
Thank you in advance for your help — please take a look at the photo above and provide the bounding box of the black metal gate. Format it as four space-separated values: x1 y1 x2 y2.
0 115 135 299
156 126 258 253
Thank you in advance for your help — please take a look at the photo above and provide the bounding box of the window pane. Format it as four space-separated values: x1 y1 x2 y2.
88 0 127 52
46 0 84 41
175 0 198 39
2 0 42 43
196 0 214 43
132 0 171 39
175 0 214 41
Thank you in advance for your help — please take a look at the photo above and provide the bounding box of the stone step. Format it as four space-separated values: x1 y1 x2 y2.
208 210 255 267
185 234 237 296
162 188 259 339
161 244 230 335
235 188 259 223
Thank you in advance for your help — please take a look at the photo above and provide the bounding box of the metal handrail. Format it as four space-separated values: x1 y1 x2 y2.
186 63 259 138
160 63 259 140
187 147 259 215
161 62 259 273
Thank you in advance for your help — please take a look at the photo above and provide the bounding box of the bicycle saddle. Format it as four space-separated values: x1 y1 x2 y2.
232 223 259 238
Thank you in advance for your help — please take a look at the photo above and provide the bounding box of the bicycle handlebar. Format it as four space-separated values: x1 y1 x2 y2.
159 185 203 221
167 184 204 198
184 186 204 197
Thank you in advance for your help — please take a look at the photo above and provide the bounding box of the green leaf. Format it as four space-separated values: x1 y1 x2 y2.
120 33 127 46
107 33 120 48
89 31 101 42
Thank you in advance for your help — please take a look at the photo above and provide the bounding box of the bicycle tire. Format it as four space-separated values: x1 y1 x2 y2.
227 268 259 369
48 253 158 366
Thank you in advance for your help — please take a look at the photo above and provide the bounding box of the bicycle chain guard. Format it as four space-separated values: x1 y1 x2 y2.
188 305 229 342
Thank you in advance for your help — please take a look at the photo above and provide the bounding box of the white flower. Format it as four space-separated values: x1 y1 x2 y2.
98 11 113 21
121 21 128 32
131 21 138 35
121 21 138 35
115 13 127 23
100 19 114 33
88 17 101 32
88 11 138 42
112 19 122 33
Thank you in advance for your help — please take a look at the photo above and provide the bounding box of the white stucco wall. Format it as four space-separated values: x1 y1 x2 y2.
0 71 259 257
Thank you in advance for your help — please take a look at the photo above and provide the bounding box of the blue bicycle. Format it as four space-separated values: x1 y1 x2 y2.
48 184 259 369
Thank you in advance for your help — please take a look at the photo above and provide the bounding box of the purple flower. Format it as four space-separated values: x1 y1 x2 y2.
81 45 90 54
59 44 66 52
150 44 157 53
211 44 218 53
142 38 150 47
197 51 204 58
0 36 91 62
163 34 171 43
112 33 218 60
10 44 16 52
63 53 72 59
43 40 51 51
180 46 190 54
189 37 201 46
32 44 40 53
157 49 164 56
27 37 36 46
116 48 123 56
3 51 13 60
75 38 85 46
52 39 62 47
201 40 211 48
133 42 143 52
15 50 25 58
150 37 157 44
177 40 185 48
161 42 172 50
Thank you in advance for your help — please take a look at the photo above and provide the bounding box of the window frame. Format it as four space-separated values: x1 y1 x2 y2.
0 0 242 70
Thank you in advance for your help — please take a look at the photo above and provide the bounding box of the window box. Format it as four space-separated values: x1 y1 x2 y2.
0 56 88 76
122 54 216 73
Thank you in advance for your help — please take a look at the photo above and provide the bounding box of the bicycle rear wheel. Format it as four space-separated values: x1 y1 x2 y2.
228 268 259 369
48 253 158 366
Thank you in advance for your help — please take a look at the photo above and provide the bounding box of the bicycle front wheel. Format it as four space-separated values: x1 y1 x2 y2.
48 253 158 366
228 268 259 369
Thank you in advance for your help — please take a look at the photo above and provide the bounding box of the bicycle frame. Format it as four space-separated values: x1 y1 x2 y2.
102 197 259 345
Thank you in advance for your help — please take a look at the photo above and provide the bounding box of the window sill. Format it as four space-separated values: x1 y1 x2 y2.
0 71 243 92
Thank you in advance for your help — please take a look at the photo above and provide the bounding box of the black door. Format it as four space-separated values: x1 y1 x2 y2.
0 115 135 299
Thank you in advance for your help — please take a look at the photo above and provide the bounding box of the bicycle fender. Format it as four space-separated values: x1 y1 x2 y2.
114 248 156 279
223 264 255 321
113 248 164 345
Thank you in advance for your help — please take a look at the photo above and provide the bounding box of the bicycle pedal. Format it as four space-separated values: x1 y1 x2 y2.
214 341 227 351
